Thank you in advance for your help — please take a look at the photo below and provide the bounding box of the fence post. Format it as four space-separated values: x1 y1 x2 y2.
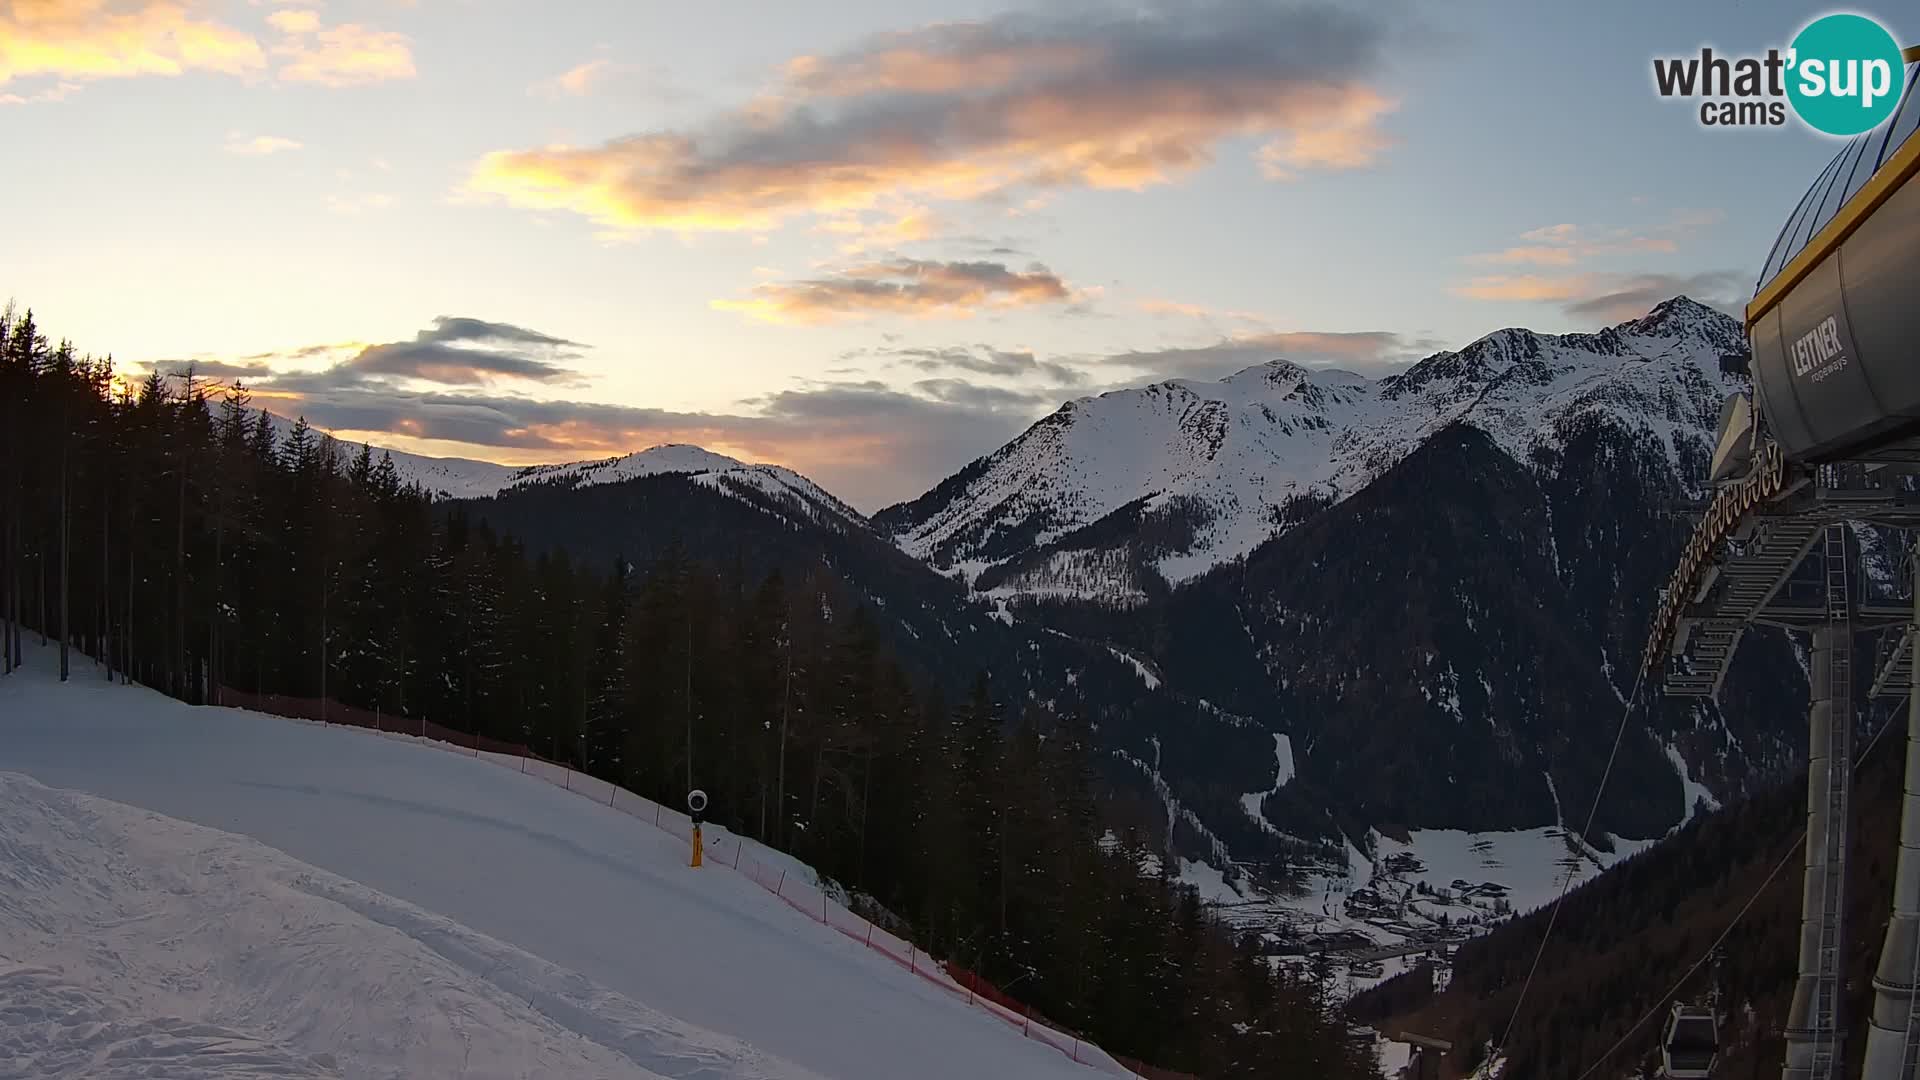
733 841 743 869
865 922 874 947
908 946 916 974
822 891 829 923
1022 1004 1031 1036
655 803 662 826
776 869 786 896
564 768 571 791
1071 1038 1080 1064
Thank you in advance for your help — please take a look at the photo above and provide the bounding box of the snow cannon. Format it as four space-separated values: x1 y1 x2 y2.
1729 52 1920 473
687 789 707 868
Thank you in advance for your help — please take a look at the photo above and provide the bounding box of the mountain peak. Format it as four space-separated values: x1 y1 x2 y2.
1622 294 1739 339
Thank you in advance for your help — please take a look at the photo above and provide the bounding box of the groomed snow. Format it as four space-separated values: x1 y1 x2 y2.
0 772 826 1080
0 645 1103 1080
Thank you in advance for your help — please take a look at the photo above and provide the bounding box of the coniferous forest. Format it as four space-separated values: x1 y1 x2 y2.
0 307 1382 1080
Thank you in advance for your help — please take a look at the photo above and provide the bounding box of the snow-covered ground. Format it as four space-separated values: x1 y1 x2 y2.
0 644 1102 1080
0 772 827 1080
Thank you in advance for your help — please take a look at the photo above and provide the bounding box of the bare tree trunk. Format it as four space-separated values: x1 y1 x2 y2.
2 511 12 675
102 483 112 681
126 527 136 686
58 424 69 682
174 444 186 699
210 508 221 699
776 635 792 847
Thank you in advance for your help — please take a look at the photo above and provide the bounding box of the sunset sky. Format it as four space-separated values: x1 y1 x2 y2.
3 0 1892 507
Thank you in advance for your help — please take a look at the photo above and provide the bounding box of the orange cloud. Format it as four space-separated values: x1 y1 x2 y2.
1451 274 1596 302
273 20 414 87
1137 298 1273 325
714 259 1076 324
0 1 412 91
1450 270 1747 319
1257 88 1396 179
465 2 1394 232
1466 211 1716 266
264 8 319 34
0 0 265 86
818 206 944 252
534 57 613 97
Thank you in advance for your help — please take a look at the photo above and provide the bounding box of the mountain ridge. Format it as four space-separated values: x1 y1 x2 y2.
873 295 1746 604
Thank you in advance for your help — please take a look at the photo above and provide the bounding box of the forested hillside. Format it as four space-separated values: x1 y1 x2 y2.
1350 693 1909 1078
0 306 1381 1080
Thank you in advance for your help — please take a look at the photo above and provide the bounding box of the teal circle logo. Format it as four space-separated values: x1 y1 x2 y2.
1787 14 1906 136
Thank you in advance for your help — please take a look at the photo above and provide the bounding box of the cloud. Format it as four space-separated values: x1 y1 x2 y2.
818 206 945 253
1560 272 1747 322
874 344 1088 386
224 131 302 155
265 8 320 34
1452 274 1593 303
1105 329 1439 381
166 317 592 395
713 259 1077 324
0 2 411 91
0 79 79 104
273 18 414 87
1465 209 1723 266
1451 270 1748 321
535 57 613 97
1257 87 1396 179
0 0 266 86
464 0 1397 232
183 377 1030 510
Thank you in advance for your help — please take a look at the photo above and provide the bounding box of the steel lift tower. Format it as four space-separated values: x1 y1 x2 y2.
1646 50 1920 1080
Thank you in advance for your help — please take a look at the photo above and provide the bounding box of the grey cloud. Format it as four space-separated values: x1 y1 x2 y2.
1104 329 1438 382
469 0 1401 231
884 344 1089 386
1562 271 1748 323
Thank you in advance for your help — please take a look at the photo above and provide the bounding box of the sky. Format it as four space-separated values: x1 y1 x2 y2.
1 0 1898 509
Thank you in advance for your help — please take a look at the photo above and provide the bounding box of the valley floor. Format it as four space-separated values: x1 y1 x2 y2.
0 643 1100 1080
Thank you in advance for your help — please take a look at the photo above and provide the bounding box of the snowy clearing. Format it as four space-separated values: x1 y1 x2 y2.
0 644 1104 1080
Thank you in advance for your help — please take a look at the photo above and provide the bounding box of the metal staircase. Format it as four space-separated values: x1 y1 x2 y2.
1664 518 1825 696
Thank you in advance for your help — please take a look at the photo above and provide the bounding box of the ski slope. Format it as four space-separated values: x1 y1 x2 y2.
0 644 1102 1080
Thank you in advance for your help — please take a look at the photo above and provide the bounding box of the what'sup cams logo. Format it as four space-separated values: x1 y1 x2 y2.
1653 12 1908 135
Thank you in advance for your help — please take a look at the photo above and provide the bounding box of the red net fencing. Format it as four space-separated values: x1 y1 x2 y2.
208 686 1193 1080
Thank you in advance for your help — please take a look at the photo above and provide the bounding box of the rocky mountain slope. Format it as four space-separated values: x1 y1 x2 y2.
875 297 1749 604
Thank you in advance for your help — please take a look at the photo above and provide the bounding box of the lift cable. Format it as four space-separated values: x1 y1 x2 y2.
1495 655 1652 1057
1565 700 1902 1080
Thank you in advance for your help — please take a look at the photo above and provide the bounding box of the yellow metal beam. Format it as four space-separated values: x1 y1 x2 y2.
1906 45 1920 63
1747 122 1920 331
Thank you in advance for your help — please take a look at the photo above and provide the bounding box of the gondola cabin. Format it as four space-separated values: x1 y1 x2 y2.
1660 1003 1718 1079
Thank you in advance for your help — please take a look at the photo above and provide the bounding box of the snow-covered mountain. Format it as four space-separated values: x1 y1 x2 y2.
876 297 1747 603
267 410 863 534
497 445 866 533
